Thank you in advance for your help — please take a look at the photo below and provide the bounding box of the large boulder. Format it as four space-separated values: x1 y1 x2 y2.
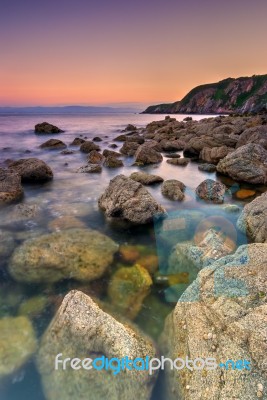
37 290 158 400
196 179 226 203
217 143 267 184
40 139 67 150
0 169 23 204
98 175 166 225
161 243 267 400
9 228 118 283
200 146 233 164
134 143 163 165
0 316 37 379
8 158 53 183
35 122 63 134
237 192 267 243
129 171 163 185
236 125 267 149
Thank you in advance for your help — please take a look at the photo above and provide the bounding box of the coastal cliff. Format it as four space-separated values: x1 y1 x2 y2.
143 74 267 114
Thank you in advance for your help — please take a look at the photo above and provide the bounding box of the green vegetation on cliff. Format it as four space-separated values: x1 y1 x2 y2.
143 74 267 114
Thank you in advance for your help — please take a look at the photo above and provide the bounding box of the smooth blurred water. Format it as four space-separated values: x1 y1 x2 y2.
0 113 263 400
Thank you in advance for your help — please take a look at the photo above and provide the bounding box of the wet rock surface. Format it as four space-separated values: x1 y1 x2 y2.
129 171 163 185
0 316 37 379
196 179 226 203
35 122 63 134
98 175 166 225
8 158 53 183
40 139 67 150
9 228 118 283
37 290 158 400
108 264 152 319
161 243 267 400
80 141 100 153
0 169 24 204
237 192 267 243
161 179 185 201
217 143 267 184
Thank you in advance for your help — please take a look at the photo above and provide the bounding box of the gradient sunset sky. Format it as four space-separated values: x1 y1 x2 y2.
1 0 266 106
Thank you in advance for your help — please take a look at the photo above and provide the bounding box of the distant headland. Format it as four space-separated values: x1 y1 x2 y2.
142 74 267 115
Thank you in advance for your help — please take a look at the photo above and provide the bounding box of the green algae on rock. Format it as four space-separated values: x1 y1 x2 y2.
0 316 37 379
108 264 152 319
18 295 49 318
37 290 157 400
9 228 118 283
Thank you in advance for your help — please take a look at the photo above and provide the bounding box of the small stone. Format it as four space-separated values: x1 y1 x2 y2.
257 384 264 392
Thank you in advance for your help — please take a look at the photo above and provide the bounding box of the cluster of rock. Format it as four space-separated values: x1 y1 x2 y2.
1 115 267 400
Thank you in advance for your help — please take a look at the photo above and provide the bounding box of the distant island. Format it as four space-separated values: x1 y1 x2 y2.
0 105 139 115
142 74 267 114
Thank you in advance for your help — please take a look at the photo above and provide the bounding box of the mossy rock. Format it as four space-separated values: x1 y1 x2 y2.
0 316 37 379
108 264 152 319
18 295 48 318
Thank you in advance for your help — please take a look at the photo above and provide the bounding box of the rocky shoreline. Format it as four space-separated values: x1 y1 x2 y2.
0 114 266 399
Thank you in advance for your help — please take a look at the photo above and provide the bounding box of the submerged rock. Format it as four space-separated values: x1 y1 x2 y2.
161 179 185 201
169 228 236 276
48 216 86 231
37 290 157 400
129 171 163 185
108 264 152 319
18 295 48 318
217 143 267 184
98 175 166 225
0 169 23 204
35 122 63 134
0 229 15 265
40 139 67 150
9 228 118 283
8 158 53 183
196 179 226 203
0 316 37 379
237 192 267 243
161 243 267 400
235 189 256 199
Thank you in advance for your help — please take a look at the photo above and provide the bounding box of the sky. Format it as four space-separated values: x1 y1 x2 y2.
0 0 267 107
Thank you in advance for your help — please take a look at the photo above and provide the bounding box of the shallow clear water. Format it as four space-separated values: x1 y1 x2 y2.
0 113 264 399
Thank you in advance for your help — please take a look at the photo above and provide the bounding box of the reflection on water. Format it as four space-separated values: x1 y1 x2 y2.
0 113 263 400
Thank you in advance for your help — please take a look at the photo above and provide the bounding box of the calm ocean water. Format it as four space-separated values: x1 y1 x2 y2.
0 113 257 400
